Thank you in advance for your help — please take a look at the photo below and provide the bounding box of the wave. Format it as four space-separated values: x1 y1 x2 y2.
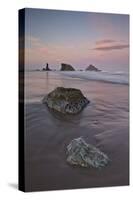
58 71 129 85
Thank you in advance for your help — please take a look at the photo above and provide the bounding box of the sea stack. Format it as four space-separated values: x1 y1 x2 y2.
66 137 110 169
42 63 51 71
42 87 89 114
86 64 101 72
46 63 50 71
60 63 75 71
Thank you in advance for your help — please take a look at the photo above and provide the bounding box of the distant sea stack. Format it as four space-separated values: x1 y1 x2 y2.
86 64 101 72
42 63 51 71
60 63 75 71
42 87 89 114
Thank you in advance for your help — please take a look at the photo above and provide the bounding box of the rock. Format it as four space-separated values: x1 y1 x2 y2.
66 137 109 169
60 63 75 71
46 63 51 71
42 63 51 71
86 64 101 72
42 87 89 114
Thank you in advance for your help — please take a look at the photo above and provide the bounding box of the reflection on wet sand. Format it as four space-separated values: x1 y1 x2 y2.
24 71 129 191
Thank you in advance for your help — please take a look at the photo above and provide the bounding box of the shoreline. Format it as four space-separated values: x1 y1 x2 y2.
24 71 129 191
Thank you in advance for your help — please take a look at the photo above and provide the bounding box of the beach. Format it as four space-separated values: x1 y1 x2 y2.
24 71 129 191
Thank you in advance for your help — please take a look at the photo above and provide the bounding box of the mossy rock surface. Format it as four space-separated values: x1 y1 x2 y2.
42 87 90 114
66 137 110 169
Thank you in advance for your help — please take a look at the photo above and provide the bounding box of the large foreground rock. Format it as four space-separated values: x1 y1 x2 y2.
86 64 101 72
42 87 89 114
66 137 109 169
60 63 75 71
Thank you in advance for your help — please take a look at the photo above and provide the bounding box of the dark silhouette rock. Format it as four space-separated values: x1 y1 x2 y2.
42 63 51 71
42 87 89 114
60 63 75 71
66 137 110 169
46 63 50 71
86 64 101 72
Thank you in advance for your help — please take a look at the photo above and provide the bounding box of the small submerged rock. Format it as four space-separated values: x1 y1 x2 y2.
66 137 109 169
42 87 89 114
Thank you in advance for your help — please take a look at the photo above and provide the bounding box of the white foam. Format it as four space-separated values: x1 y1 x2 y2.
58 71 129 85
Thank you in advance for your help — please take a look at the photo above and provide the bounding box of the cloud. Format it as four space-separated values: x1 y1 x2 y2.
93 44 129 51
25 36 46 49
95 39 115 45
25 36 90 67
92 39 129 51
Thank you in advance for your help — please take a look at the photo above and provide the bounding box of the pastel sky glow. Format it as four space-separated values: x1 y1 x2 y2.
25 8 129 71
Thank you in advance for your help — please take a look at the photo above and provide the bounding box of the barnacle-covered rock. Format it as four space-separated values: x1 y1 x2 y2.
42 87 89 114
66 137 110 169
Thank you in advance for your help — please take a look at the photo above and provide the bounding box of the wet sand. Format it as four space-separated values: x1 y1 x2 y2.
24 72 129 191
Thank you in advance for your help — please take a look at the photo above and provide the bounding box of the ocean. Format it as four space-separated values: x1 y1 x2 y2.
24 71 129 191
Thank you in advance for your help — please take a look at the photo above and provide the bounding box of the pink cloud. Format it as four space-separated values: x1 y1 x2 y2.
93 44 129 51
91 38 129 51
95 39 115 45
25 35 129 69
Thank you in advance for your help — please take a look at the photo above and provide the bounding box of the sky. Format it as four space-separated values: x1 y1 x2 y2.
24 8 129 71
